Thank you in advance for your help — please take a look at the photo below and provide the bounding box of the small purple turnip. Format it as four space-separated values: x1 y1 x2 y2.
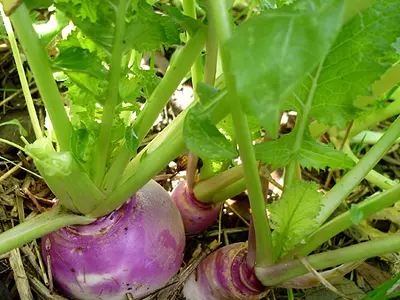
171 181 221 234
183 243 267 300
41 180 185 300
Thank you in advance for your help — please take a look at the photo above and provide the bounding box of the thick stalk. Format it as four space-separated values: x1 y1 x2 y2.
348 97 400 138
91 0 127 186
287 182 400 258
183 0 203 96
2 9 42 139
193 164 244 203
132 27 206 143
10 4 72 151
209 0 273 266
351 131 400 145
256 234 400 286
317 115 400 225
191 2 219 183
183 0 202 190
102 27 206 193
211 178 247 203
0 207 94 256
341 140 396 190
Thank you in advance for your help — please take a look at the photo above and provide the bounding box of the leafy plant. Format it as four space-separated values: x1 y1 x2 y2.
0 0 400 299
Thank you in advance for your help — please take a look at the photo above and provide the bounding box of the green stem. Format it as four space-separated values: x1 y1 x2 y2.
348 97 400 138
317 115 400 226
0 206 94 255
183 0 202 190
256 234 400 286
10 4 72 151
203 7 218 87
211 178 247 203
183 0 203 97
195 4 219 182
351 131 400 145
287 182 400 259
133 27 206 143
2 9 42 140
91 0 127 187
193 164 244 203
102 27 206 193
283 161 301 191
341 140 396 190
209 0 273 266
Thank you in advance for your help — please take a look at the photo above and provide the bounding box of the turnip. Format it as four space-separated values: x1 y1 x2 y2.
171 181 221 234
41 180 185 300
183 243 267 300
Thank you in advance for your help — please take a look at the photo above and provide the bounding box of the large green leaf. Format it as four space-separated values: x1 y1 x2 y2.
255 131 354 170
269 181 323 259
223 0 346 137
286 0 400 128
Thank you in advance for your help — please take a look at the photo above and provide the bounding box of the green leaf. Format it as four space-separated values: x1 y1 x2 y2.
224 0 346 137
56 0 102 23
51 47 108 79
218 114 262 141
124 3 181 53
183 106 238 160
269 181 323 258
156 4 202 36
255 131 354 170
286 0 400 128
0 119 28 136
125 126 139 154
196 82 219 105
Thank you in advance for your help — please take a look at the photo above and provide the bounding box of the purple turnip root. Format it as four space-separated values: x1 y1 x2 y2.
41 180 185 300
183 243 267 300
171 181 221 234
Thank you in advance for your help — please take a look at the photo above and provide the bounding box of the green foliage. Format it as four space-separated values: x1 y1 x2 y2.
223 0 346 138
184 105 238 160
56 0 182 55
51 46 107 79
255 131 354 170
286 0 400 129
269 181 323 259
25 0 53 10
